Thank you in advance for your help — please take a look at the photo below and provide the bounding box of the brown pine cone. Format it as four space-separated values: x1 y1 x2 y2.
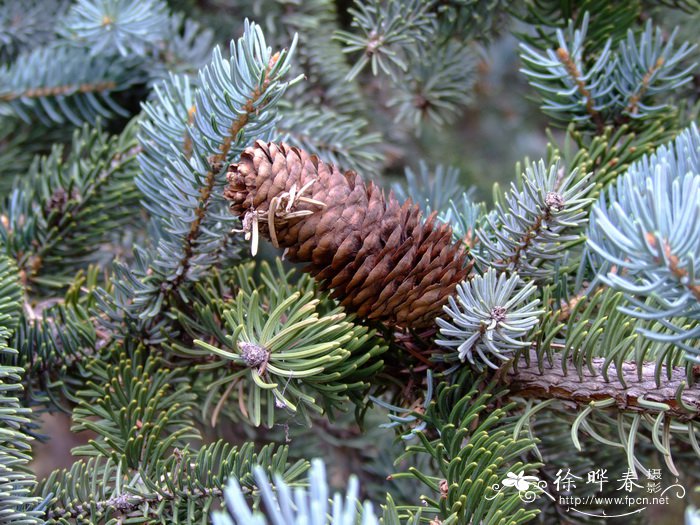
224 141 471 329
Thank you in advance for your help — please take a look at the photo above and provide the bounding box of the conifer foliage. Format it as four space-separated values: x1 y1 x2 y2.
0 1 699 524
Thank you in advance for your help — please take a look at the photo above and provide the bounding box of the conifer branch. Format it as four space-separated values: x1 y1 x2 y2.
506 349 700 421
172 53 281 291
25 145 140 282
588 124 700 350
555 46 604 132
5 125 140 287
520 14 695 130
624 57 666 116
276 108 382 174
402 332 700 422
44 477 230 521
38 441 307 524
135 22 300 319
0 45 138 125
645 234 700 302
474 159 593 281
0 255 41 523
2 3 699 523
0 81 118 101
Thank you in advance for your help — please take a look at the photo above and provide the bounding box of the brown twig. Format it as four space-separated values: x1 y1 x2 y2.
505 349 700 421
0 82 117 101
44 482 237 521
645 233 700 301
625 57 665 116
183 105 196 159
170 52 281 291
556 281 598 322
495 199 559 271
395 330 700 421
556 47 605 133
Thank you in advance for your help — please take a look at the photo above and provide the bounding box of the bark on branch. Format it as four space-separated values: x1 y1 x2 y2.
504 349 700 421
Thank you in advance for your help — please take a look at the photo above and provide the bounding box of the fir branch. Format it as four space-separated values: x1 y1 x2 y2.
0 255 42 523
514 0 641 56
506 348 700 421
0 45 141 125
0 0 67 64
40 442 308 524
439 191 486 247
624 57 666 116
171 50 283 292
171 259 386 428
436 269 543 369
389 369 542 524
44 492 157 522
276 106 382 174
335 0 437 80
435 0 511 42
271 0 367 115
135 22 300 317
520 12 695 129
615 21 696 120
519 12 615 129
393 162 468 215
587 123 700 352
558 117 679 194
150 13 215 82
421 277 700 466
388 39 477 131
0 80 118 101
0 4 698 523
554 46 604 132
6 266 113 411
70 349 199 468
1 121 141 288
44 484 230 522
0 117 66 194
474 158 594 280
59 0 170 57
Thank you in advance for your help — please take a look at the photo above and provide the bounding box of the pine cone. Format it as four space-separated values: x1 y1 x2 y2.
224 141 471 329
